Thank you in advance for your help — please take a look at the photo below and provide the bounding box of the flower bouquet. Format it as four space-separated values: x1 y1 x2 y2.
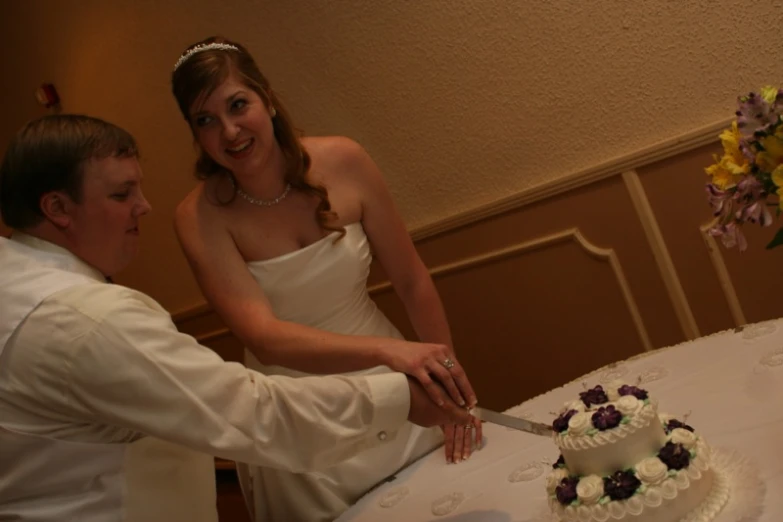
705 85 783 251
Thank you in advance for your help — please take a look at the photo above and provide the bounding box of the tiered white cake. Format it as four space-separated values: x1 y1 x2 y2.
546 383 723 522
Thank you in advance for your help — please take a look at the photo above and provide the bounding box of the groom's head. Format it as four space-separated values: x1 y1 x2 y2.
0 114 152 276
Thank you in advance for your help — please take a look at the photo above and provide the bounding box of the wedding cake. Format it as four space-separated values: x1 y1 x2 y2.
546 383 725 522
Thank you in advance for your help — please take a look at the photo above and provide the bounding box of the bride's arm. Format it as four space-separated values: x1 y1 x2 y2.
173 189 471 408
344 136 483 461
346 143 455 354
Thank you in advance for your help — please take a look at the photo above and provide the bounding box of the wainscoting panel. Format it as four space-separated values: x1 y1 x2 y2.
371 228 652 411
368 175 687 410
637 142 783 334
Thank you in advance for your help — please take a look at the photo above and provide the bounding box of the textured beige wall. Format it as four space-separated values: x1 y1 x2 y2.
1 0 782 312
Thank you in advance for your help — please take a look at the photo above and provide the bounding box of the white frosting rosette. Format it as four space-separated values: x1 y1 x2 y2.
576 475 604 505
567 412 593 435
605 380 624 401
562 399 586 413
614 395 643 416
635 457 669 486
546 469 569 495
670 427 697 450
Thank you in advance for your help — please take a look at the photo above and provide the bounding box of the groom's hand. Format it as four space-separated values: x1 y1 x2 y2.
406 376 472 427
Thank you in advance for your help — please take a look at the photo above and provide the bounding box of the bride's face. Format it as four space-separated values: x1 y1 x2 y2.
189 72 276 176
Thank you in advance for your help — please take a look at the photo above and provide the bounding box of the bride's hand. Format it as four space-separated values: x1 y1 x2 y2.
381 339 477 409
442 418 483 464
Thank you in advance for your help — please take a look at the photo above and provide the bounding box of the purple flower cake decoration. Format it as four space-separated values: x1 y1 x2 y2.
592 405 623 431
553 409 578 433
618 384 648 400
664 419 694 434
555 477 579 505
658 442 691 470
603 470 641 501
553 454 565 469
579 385 609 407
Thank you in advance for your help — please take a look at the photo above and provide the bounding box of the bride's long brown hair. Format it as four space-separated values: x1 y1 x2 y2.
171 36 343 236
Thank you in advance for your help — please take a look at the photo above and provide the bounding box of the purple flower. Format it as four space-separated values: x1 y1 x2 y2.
591 405 622 431
603 470 641 500
736 91 781 141
553 409 577 433
737 199 773 226
706 183 731 217
555 477 579 505
658 442 691 470
664 419 694 434
618 385 648 400
706 174 773 252
579 385 609 407
709 221 749 252
553 454 565 469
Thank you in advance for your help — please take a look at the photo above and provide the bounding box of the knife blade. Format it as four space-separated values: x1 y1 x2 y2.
470 407 554 437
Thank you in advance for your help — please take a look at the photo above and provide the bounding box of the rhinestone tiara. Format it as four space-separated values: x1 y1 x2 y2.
173 43 239 71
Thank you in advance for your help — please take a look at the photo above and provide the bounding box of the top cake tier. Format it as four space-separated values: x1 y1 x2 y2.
551 384 667 476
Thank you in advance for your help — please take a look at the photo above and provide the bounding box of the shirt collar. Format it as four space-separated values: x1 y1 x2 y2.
9 232 107 283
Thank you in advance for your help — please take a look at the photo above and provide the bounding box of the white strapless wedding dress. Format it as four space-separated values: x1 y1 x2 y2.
239 222 443 522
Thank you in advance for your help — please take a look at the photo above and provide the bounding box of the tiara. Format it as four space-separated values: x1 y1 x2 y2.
173 43 239 71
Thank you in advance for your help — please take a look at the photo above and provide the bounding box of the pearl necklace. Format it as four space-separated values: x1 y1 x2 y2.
230 177 292 207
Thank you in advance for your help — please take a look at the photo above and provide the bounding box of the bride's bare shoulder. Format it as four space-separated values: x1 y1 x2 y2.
302 136 374 185
302 136 367 164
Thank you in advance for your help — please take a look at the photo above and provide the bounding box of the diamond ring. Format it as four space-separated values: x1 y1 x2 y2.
441 358 455 369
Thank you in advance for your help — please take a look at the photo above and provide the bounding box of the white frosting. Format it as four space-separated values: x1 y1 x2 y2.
615 395 643 416
547 468 569 495
606 380 623 401
671 428 698 450
575 475 603 505
567 412 593 436
636 457 669 486
563 400 586 413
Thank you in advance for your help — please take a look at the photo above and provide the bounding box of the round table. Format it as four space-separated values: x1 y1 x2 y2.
337 320 783 522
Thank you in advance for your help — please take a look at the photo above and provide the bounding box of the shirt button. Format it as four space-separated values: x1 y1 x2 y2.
377 431 387 441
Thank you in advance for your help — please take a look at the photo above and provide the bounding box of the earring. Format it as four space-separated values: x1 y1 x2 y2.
270 107 277 118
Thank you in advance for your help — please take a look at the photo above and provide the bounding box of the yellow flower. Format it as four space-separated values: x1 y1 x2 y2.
757 134 783 175
772 163 783 190
761 85 780 104
705 122 749 188
720 121 740 150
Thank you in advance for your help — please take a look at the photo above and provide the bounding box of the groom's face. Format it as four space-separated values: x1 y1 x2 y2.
64 156 151 276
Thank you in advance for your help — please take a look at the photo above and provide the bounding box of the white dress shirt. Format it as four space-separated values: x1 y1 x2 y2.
0 233 410 522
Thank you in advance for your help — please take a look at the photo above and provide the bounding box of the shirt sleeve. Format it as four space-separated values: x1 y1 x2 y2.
28 285 412 473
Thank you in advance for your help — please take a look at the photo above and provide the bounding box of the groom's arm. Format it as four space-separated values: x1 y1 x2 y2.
12 284 411 473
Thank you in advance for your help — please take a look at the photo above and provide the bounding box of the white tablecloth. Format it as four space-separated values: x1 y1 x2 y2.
337 320 783 522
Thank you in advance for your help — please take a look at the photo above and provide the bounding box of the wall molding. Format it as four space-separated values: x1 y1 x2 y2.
369 228 653 352
407 117 730 242
188 229 653 352
621 170 701 340
699 220 747 327
172 117 729 325
172 302 212 323
194 327 235 345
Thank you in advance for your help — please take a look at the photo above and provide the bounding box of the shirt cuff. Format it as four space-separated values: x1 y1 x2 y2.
365 372 410 443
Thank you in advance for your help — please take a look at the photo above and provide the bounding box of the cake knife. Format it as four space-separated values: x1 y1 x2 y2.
469 407 554 437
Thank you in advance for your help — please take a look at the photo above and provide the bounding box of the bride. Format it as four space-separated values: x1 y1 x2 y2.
170 36 482 521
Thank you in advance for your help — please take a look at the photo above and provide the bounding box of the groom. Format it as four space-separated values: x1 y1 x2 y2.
0 114 471 522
